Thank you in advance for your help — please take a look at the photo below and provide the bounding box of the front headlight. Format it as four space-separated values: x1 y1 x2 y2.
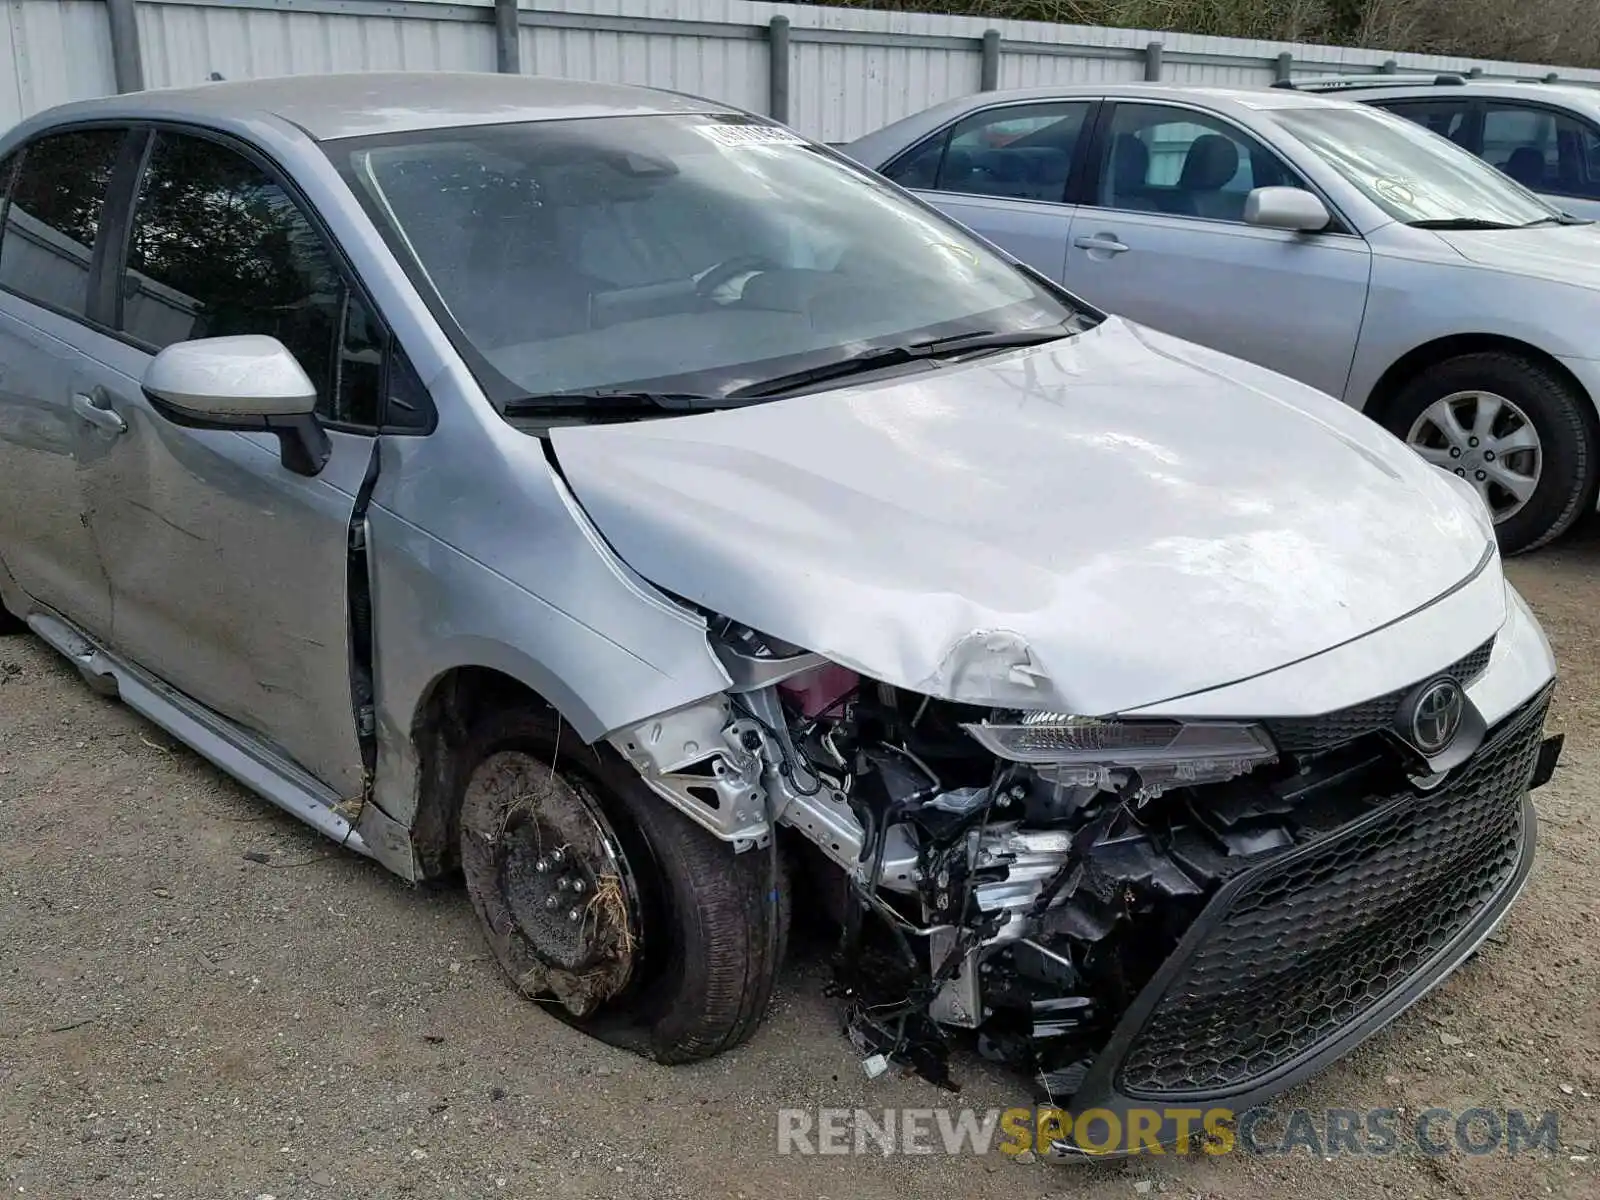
960 714 1277 789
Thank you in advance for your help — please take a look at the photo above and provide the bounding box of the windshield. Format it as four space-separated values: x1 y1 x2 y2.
1272 104 1560 228
328 115 1085 408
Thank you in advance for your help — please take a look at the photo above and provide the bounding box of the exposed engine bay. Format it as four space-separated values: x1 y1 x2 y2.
604 619 1550 1112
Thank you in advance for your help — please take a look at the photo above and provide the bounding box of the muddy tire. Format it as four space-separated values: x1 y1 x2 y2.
457 706 788 1063
1384 352 1597 555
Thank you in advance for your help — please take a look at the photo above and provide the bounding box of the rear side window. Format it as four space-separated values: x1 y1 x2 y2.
121 131 380 427
0 129 125 319
884 102 1088 202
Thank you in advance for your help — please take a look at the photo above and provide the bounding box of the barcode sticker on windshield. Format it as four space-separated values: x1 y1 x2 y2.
696 123 806 148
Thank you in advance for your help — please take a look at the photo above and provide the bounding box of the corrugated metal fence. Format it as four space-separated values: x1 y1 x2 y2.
4 0 1599 143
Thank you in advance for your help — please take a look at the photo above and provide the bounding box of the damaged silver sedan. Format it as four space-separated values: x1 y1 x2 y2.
0 73 1564 1152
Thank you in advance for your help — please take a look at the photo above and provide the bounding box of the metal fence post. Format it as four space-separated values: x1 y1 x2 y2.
1380 58 1398 73
105 0 144 93
979 28 1000 91
1275 51 1293 83
494 0 520 74
768 15 791 124
1144 40 1163 82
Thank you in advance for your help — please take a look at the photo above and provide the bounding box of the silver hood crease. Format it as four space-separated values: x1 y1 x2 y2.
550 317 1495 716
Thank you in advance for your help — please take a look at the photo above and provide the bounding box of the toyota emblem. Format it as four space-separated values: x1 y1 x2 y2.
1409 678 1465 754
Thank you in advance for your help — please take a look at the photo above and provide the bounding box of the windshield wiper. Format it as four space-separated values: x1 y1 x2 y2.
503 390 729 417
1406 217 1529 230
727 326 1071 400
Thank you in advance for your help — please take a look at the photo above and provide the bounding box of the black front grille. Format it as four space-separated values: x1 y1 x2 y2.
1267 638 1495 755
1114 687 1546 1099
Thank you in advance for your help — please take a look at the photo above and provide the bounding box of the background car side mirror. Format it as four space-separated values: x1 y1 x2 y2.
141 335 331 477
1243 186 1331 233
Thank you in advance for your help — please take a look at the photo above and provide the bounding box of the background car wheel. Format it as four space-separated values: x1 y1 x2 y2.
457 706 788 1063
1386 352 1597 555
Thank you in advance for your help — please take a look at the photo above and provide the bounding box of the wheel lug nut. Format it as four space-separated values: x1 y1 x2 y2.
1484 450 1495 461
556 877 571 891
1468 437 1479 447
549 849 565 865
545 895 559 909
1476 470 1487 481
534 858 549 873
1450 447 1462 458
1455 468 1465 476
570 880 586 895
568 908 582 922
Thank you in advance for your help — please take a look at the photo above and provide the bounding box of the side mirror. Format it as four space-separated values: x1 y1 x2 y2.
1243 186 1331 233
142 335 330 477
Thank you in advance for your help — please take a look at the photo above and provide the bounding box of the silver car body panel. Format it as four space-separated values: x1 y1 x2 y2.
550 316 1493 718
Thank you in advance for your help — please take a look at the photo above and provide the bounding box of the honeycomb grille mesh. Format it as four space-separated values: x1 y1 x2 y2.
1267 638 1495 755
1115 688 1546 1099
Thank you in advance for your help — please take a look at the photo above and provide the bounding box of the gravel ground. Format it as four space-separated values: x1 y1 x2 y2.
2 535 1598 1200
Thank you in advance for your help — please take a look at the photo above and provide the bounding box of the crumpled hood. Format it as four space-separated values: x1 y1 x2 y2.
1435 222 1600 290
550 317 1495 715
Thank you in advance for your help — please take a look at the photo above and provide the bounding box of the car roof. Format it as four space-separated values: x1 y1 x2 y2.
26 71 738 141
1300 78 1600 112
844 82 1361 165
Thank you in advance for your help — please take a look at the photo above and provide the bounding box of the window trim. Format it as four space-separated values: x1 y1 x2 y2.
0 121 144 337
881 98 1101 207
1080 98 1358 237
1476 98 1600 202
102 119 434 436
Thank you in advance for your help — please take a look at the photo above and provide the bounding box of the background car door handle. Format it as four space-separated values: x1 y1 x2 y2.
1075 233 1130 254
71 392 127 435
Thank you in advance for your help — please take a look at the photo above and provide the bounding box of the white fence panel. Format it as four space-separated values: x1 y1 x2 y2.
5 0 1600 143
0 1 116 132
519 22 767 114
138 3 495 89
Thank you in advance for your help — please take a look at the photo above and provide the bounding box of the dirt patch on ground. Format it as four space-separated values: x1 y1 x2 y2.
2 532 1597 1200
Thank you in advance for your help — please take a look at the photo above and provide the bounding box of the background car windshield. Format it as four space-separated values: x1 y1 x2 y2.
1273 105 1559 226
330 115 1079 405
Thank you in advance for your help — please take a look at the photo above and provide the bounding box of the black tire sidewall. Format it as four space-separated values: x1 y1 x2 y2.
1386 353 1597 555
454 707 786 1062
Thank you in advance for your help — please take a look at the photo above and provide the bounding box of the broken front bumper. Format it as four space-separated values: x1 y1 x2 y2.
1047 686 1557 1159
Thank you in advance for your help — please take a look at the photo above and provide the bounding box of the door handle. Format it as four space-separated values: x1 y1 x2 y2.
71 391 127 435
1074 233 1130 254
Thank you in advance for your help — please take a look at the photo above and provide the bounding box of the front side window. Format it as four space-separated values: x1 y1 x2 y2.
1481 104 1600 199
0 129 125 319
1273 104 1558 228
1095 104 1299 223
122 131 380 426
328 115 1086 408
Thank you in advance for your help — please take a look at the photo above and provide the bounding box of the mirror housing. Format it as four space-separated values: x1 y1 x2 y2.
1243 186 1331 233
142 335 330 477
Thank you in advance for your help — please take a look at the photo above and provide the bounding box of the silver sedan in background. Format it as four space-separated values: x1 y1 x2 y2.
848 84 1600 554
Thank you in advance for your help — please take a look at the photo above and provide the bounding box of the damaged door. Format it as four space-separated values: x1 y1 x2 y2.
69 127 381 800
0 129 133 638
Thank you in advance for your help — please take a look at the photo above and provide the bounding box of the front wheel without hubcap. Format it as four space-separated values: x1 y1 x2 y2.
457 708 788 1062
1388 352 1598 555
